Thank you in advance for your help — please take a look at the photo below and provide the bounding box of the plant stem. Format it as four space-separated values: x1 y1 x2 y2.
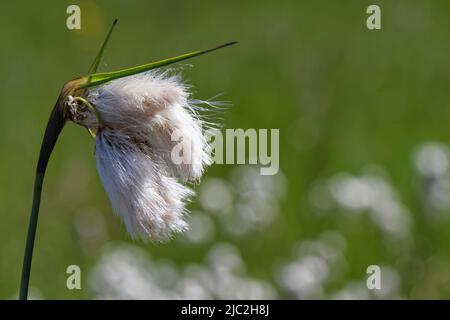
19 173 44 300
18 18 118 299
19 101 66 300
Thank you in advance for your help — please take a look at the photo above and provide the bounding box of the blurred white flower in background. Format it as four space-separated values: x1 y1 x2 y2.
89 242 277 299
276 232 347 299
414 142 450 219
198 167 286 237
415 143 449 179
199 179 233 213
310 168 412 240
371 265 401 298
182 211 216 245
89 244 175 299
332 281 371 300
332 265 401 300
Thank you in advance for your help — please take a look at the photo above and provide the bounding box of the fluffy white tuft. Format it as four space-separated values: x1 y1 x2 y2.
82 71 215 241
95 129 193 241
88 71 211 181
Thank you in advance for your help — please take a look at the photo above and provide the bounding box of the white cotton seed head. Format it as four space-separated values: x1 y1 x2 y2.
87 71 211 181
95 129 193 241
78 70 217 241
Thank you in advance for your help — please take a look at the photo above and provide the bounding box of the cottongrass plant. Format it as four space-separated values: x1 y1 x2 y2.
19 19 236 300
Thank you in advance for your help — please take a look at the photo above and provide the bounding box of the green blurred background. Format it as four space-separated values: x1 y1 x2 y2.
2 0 450 299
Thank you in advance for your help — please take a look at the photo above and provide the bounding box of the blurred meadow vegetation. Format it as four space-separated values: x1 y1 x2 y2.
2 0 450 299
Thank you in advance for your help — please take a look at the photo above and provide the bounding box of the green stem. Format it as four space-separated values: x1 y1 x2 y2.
19 102 66 300
19 173 44 300
18 19 117 299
